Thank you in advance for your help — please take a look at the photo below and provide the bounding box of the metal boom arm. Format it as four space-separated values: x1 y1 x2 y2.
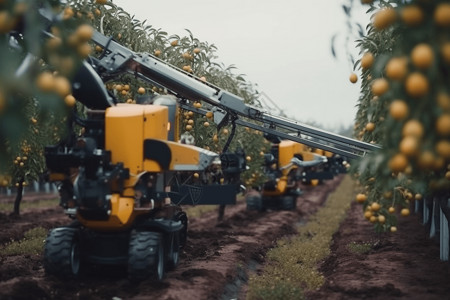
90 31 379 159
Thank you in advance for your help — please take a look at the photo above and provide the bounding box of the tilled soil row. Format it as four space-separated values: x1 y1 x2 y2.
0 176 343 300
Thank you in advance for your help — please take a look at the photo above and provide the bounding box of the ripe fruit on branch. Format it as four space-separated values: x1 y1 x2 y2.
361 52 374 70
349 73 358 83
435 114 450 136
138 87 146 94
385 57 408 80
388 153 409 173
401 5 424 26
405 72 429 98
434 3 450 27
399 136 419 157
365 122 376 132
373 8 397 30
371 78 389 96
402 119 424 138
389 100 409 120
400 208 410 216
411 43 434 69
355 193 367 203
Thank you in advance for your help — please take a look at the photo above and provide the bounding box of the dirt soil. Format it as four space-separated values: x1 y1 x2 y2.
0 175 449 300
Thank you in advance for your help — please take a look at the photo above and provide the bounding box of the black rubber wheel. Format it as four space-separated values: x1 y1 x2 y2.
166 232 180 270
281 195 296 210
128 231 165 282
175 211 188 248
246 194 263 211
43 227 81 278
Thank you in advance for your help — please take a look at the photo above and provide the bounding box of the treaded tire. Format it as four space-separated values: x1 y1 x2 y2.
43 227 81 278
281 195 296 210
128 231 165 282
175 211 188 248
246 194 263 211
166 232 180 270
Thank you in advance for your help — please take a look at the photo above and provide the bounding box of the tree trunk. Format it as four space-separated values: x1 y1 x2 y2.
13 178 24 215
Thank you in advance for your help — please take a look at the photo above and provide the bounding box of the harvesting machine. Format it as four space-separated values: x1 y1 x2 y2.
11 7 380 281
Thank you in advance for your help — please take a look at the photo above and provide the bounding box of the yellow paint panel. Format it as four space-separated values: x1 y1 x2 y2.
144 105 168 140
105 104 144 174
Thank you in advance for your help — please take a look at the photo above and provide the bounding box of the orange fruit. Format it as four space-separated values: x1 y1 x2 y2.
356 193 367 203
64 94 76 107
194 102 202 108
417 151 435 170
378 215 386 224
388 206 395 214
364 211 372 220
436 114 450 136
402 119 424 138
0 11 17 34
405 72 429 98
54 76 72 98
203 121 210 127
95 0 107 4
36 72 55 92
435 140 450 159
399 136 419 157
437 92 450 110
441 42 450 64
388 153 409 173
193 48 201 54
185 124 193 131
365 122 376 132
434 3 450 27
361 52 374 70
385 57 408 80
187 119 194 125
213 134 219 142
389 100 409 120
411 43 434 69
137 87 146 94
170 40 179 47
77 43 92 58
373 8 397 30
369 215 378 223
75 24 94 42
401 5 424 26
400 208 410 216
205 111 213 119
246 156 252 161
222 128 229 135
371 78 389 96
349 73 358 83
154 50 161 57
371 202 381 211
390 226 397 233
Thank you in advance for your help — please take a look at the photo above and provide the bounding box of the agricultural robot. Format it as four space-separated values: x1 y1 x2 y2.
10 8 379 281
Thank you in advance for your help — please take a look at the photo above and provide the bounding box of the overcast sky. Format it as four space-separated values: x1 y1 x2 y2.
111 0 371 131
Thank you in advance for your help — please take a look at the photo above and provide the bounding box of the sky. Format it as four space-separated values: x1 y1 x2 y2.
111 0 371 132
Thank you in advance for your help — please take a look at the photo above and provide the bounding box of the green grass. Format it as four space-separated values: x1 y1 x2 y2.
347 241 376 254
246 175 356 300
0 198 59 212
0 227 48 256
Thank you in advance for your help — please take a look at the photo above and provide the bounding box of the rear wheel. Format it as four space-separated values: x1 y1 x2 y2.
44 227 81 278
281 195 296 210
246 194 263 211
128 231 165 282
166 232 180 270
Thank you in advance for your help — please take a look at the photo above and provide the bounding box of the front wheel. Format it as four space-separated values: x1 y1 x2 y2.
44 227 81 278
128 231 165 282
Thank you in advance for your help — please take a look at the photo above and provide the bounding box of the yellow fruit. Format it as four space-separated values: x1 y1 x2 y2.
126 98 133 104
385 57 408 80
187 119 194 125
371 78 389 96
400 208 410 216
369 215 378 223
154 50 161 57
441 42 450 65
206 111 213 119
356 193 367 204
0 11 17 34
402 119 424 138
193 172 199 178
437 92 450 110
75 24 94 42
389 100 409 120
193 48 201 54
373 8 397 30
360 52 374 70
417 151 435 170
349 73 358 83
36 72 55 92
371 202 381 212
170 40 179 47
199 76 207 82
401 5 424 26
411 43 434 69
138 87 146 94
405 72 429 97
364 210 372 220
435 140 450 159
388 206 395 214
390 226 397 233
185 124 193 131
54 76 71 98
64 94 76 107
365 122 376 132
434 3 450 27
246 156 251 161
77 43 92 58
399 136 419 157
213 134 219 142
203 121 210 127
194 102 202 108
415 194 423 201
222 128 229 135
378 215 386 224
388 153 409 173
436 114 450 136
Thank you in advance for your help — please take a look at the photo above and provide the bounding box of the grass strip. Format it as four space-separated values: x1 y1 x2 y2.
246 175 356 300
0 198 59 212
0 227 47 256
